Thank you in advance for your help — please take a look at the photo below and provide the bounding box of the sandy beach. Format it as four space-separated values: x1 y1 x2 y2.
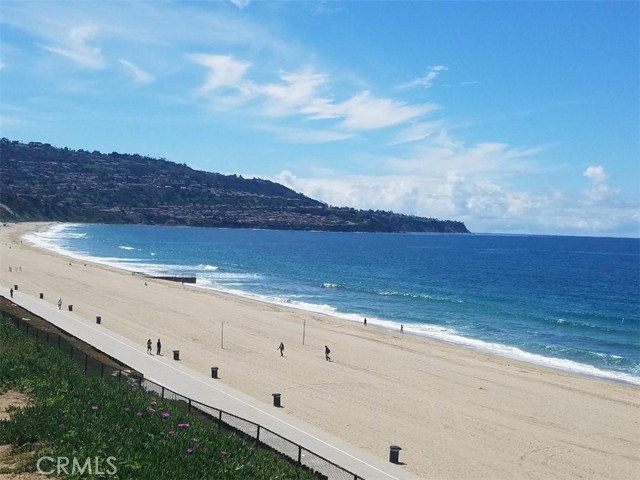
1 222 638 479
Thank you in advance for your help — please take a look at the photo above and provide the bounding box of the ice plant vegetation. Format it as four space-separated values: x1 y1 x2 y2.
0 316 315 479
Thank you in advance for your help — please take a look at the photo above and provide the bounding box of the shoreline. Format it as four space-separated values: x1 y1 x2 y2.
2 222 639 479
25 222 640 387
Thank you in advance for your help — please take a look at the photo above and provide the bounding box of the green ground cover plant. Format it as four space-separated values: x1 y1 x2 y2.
0 317 315 479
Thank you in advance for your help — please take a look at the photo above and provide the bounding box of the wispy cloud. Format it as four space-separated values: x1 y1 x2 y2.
336 92 438 130
118 59 155 84
257 69 334 118
229 0 252 9
189 54 252 93
42 24 105 69
397 65 448 90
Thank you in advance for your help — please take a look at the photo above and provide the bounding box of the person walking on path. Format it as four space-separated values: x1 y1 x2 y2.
9 288 13 298
363 318 367 326
57 298 62 310
324 345 331 361
147 339 152 355
401 324 404 333
278 342 285 357
156 339 162 356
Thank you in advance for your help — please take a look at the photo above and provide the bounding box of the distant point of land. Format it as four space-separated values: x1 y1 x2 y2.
0 138 469 234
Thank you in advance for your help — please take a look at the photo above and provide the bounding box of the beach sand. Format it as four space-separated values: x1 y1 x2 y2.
1 223 638 479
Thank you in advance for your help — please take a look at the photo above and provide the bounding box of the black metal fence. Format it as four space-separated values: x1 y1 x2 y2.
1 310 363 480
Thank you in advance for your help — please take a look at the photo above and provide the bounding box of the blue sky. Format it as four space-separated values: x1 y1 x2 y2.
1 1 638 237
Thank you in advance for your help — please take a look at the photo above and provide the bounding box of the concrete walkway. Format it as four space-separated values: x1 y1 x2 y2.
3 287 419 480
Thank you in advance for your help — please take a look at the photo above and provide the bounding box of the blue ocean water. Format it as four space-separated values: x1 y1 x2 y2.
28 224 640 385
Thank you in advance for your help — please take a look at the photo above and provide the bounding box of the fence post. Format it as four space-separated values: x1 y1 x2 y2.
218 410 222 429
188 398 191 413
297 445 302 465
84 352 88 373
256 424 261 443
161 386 165 399
118 370 122 382
101 363 104 378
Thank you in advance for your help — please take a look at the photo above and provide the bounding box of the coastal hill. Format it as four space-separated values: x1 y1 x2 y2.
0 139 469 233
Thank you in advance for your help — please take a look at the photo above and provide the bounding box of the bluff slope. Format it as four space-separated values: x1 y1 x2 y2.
0 139 469 233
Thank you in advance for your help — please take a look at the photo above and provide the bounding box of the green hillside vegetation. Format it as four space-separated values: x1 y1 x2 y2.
0 139 469 233
0 315 315 479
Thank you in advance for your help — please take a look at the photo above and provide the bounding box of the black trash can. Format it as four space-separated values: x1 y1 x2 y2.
96 316 101 324
272 393 281 408
211 367 219 379
13 284 18 291
389 445 402 464
173 350 180 361
39 293 44 299
68 305 73 312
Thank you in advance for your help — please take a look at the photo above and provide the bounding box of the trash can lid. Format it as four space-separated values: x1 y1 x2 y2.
390 445 402 451
272 393 281 396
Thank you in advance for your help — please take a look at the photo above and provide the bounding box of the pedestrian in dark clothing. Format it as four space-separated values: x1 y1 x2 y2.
363 318 367 326
156 339 162 356
9 288 13 298
278 342 285 356
325 345 331 361
147 339 152 354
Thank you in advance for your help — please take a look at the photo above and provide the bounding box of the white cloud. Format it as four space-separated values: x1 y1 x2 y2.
336 91 438 130
391 120 444 145
258 69 334 118
397 65 448 90
583 165 617 201
118 59 155 84
189 54 252 93
230 0 252 9
584 165 607 184
274 128 355 144
274 167 636 236
43 24 105 69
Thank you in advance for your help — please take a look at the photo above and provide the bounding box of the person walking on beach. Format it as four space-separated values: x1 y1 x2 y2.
363 318 367 326
278 342 285 357
325 345 331 361
147 339 152 354
401 324 404 333
57 298 62 310
156 339 162 356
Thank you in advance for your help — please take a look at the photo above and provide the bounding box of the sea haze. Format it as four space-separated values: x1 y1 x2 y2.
28 224 640 386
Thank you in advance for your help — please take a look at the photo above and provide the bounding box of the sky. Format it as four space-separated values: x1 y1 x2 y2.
1 0 638 237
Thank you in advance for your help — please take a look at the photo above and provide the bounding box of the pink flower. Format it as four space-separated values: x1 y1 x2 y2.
136 411 143 417
186 448 194 454
91 405 98 412
177 422 189 429
161 412 170 419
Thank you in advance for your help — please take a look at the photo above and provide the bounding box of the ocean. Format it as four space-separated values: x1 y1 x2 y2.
27 224 640 386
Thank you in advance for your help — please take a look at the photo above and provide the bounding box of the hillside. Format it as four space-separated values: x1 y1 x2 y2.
0 139 469 233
